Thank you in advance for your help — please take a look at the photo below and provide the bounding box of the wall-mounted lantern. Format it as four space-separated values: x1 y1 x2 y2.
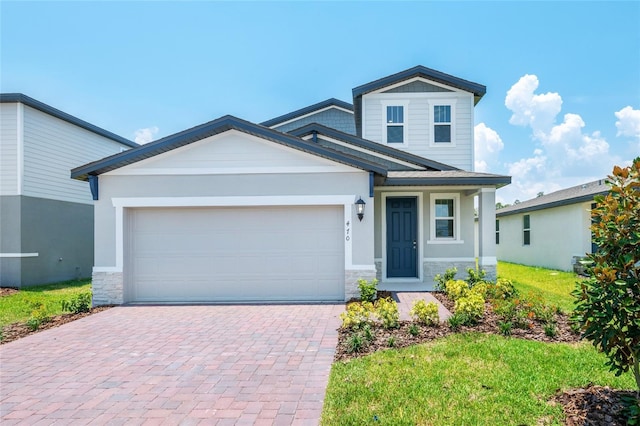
355 197 366 221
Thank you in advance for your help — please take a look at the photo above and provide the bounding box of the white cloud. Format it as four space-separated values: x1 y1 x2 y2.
134 126 159 144
474 123 504 172
505 74 562 137
499 74 621 205
615 106 640 140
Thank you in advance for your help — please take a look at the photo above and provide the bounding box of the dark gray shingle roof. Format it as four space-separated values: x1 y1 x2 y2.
0 93 138 148
71 115 388 181
288 123 458 172
496 179 609 216
260 98 353 127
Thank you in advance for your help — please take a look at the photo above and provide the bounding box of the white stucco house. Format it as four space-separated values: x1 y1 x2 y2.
496 179 609 272
71 65 510 305
0 94 138 287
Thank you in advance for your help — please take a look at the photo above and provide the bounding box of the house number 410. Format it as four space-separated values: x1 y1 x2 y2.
345 221 350 241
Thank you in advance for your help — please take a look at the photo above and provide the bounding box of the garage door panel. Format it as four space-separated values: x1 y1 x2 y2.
127 206 344 302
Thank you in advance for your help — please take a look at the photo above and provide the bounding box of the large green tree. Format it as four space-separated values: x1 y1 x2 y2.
573 158 640 393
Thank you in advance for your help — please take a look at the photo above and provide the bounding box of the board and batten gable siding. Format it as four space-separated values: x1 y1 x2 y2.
21 105 129 204
0 103 19 195
361 84 474 171
496 202 593 271
273 108 356 135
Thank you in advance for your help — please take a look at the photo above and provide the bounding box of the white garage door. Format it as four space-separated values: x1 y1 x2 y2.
126 206 344 302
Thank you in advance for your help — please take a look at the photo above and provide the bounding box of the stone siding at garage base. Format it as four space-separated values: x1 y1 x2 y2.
92 269 368 305
345 269 376 301
92 271 124 306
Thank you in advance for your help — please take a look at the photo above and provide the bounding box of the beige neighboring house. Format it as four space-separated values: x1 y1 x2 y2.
0 94 138 287
71 65 511 305
496 179 609 272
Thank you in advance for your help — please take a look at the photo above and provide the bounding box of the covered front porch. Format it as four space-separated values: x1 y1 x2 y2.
371 171 507 291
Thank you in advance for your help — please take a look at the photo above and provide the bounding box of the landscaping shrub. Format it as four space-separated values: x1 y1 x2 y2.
572 158 640 392
445 279 469 300
434 267 457 291
454 293 485 323
409 299 440 326
61 292 92 314
358 278 378 303
25 301 50 331
347 332 366 353
485 278 519 300
340 302 375 329
499 321 513 336
466 267 487 286
447 312 465 330
470 282 488 298
408 323 420 336
375 297 399 329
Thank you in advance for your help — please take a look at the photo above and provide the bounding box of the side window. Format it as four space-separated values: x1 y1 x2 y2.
433 105 451 143
435 199 455 238
386 105 404 143
428 193 462 243
523 214 531 245
496 219 500 245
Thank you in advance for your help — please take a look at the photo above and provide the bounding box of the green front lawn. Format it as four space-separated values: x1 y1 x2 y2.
0 279 91 328
498 261 578 313
322 262 636 424
322 334 634 425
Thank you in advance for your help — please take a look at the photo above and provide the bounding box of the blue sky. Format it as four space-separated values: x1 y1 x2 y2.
2 1 639 203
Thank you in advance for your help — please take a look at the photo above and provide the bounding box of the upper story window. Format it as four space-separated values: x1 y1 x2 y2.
434 105 451 143
386 105 404 143
428 99 456 146
523 214 531 245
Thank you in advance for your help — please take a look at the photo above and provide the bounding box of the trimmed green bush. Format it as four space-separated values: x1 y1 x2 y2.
409 299 440 326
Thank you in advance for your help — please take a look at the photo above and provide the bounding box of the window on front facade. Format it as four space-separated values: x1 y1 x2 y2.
386 105 404 143
496 219 500 245
434 105 451 143
523 214 531 245
435 199 455 238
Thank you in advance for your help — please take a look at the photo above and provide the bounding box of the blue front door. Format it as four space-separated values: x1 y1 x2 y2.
386 197 418 278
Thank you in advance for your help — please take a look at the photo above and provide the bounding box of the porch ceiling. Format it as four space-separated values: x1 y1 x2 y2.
380 170 511 188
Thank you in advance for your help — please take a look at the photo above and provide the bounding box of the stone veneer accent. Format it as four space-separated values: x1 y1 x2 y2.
423 261 476 285
345 269 376 301
92 271 124 306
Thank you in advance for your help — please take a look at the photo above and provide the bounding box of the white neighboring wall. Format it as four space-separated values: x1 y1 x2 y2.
1 102 132 204
0 103 19 195
496 202 593 271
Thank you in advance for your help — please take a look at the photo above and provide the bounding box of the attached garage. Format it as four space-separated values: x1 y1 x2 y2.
126 205 345 302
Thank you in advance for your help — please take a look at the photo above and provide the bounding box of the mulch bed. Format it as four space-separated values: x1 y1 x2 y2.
335 291 639 425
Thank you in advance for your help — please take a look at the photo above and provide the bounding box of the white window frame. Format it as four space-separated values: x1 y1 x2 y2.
428 99 457 147
381 100 409 146
428 193 463 244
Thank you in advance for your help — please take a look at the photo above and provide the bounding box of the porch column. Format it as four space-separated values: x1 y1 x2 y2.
477 188 497 281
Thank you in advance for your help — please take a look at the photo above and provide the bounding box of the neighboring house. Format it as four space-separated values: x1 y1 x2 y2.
496 179 609 272
0 94 138 287
71 65 510 305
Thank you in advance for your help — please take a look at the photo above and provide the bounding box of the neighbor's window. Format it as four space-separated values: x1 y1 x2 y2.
523 214 531 245
435 199 455 238
496 219 500 245
386 105 404 143
433 105 451 143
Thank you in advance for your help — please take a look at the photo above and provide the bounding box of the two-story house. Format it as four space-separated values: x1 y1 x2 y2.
71 66 510 305
0 94 138 287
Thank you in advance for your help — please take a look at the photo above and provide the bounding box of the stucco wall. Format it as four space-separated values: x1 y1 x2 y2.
496 202 593 271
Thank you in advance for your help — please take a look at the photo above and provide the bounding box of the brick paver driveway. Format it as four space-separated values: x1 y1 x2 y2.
0 304 344 425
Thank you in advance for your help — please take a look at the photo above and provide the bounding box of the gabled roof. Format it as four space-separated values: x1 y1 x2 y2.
496 179 609 217
352 65 486 136
260 98 353 128
384 170 511 188
289 123 458 172
0 93 138 148
71 115 388 181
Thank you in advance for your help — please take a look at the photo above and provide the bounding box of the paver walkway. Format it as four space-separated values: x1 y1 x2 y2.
0 304 343 425
395 292 452 322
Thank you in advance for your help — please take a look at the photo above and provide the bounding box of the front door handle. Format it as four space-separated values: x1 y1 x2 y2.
412 240 417 249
